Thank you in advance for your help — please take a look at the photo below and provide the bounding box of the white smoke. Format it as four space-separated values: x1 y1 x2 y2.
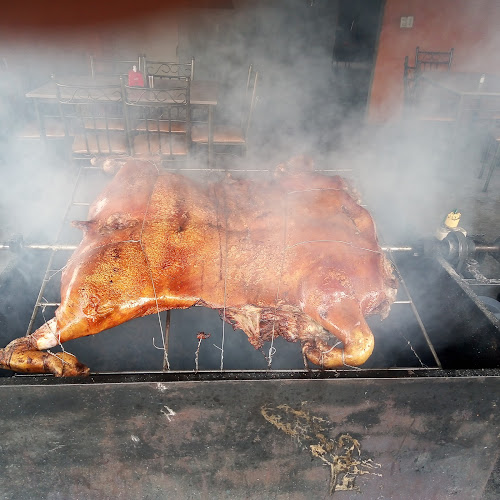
0 0 497 373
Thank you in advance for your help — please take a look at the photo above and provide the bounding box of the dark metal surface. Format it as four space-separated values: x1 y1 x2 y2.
394 254 500 369
1 376 498 499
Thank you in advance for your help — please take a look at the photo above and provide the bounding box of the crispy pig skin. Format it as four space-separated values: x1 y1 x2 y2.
0 157 397 375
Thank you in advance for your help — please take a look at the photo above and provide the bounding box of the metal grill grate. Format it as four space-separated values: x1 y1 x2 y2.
18 161 457 375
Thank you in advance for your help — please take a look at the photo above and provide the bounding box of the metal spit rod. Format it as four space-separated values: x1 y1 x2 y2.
0 243 419 253
2 240 498 257
35 299 417 309
0 243 78 251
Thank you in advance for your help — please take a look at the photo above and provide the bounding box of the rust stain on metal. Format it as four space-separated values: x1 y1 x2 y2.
261 403 381 495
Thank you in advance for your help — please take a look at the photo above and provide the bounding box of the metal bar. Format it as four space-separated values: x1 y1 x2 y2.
207 105 214 168
389 251 443 369
10 367 500 388
26 256 58 335
474 244 500 253
438 255 500 326
26 166 86 336
14 241 494 258
464 279 500 285
0 243 78 251
2 243 419 257
162 310 171 372
27 244 77 251
381 246 414 252
151 168 353 173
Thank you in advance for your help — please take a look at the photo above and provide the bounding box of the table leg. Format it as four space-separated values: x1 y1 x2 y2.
208 105 213 168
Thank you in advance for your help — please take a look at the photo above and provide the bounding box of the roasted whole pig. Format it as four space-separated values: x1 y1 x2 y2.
0 157 397 375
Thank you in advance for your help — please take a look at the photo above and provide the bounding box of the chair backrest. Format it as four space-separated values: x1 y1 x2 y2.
144 57 195 88
121 76 191 157
415 47 454 73
90 55 144 78
54 77 128 155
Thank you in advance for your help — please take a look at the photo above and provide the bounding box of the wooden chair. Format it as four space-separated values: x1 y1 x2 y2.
121 77 191 163
405 46 455 117
403 53 459 123
1 57 62 143
89 55 144 78
54 78 130 162
191 67 259 157
144 57 195 88
401 54 461 162
415 47 454 74
15 103 67 141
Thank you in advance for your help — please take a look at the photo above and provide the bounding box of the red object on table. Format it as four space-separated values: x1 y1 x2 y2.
128 69 144 87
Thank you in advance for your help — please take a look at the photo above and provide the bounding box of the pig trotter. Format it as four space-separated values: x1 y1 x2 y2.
0 338 90 377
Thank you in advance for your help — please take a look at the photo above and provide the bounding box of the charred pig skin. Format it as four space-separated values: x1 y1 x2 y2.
0 157 397 375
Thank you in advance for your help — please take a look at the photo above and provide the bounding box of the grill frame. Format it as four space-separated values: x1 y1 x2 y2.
1 163 500 377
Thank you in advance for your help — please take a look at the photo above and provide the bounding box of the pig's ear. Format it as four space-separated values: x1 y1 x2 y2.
72 220 95 232
101 213 140 232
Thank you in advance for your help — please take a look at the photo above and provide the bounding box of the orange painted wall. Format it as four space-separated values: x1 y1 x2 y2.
368 0 500 122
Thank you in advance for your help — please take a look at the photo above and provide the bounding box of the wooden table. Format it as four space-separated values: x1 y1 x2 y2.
26 76 219 165
418 72 500 121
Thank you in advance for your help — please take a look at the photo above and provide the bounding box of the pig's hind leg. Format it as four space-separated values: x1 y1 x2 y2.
0 318 90 376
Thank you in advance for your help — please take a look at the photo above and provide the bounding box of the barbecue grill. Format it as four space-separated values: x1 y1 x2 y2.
2 0 499 496
0 162 499 498
2 163 499 374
